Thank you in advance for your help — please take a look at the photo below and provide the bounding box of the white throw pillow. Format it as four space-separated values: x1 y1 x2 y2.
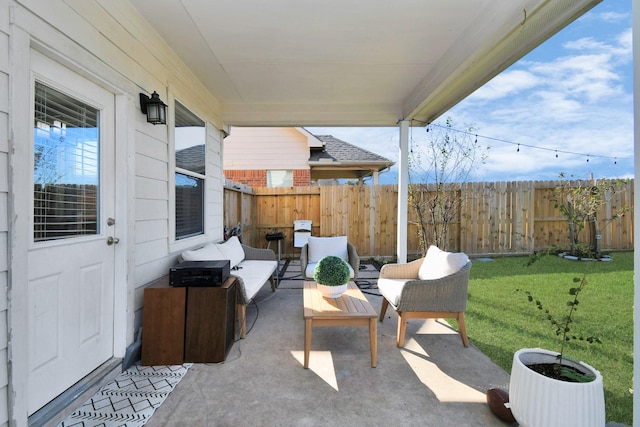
307 236 348 263
418 245 468 280
181 243 225 262
216 236 245 268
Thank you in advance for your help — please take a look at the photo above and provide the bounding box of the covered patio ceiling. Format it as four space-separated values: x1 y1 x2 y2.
129 0 601 128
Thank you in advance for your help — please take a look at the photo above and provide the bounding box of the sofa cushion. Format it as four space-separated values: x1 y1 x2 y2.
305 262 355 281
217 236 245 268
418 245 469 280
181 243 225 262
307 236 348 263
233 259 278 301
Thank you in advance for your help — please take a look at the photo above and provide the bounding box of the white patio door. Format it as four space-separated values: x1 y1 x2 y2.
26 52 116 414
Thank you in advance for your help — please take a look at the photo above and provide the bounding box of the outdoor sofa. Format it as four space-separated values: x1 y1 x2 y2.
180 236 278 338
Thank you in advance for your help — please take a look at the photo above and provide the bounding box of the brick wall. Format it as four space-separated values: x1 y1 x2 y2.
224 169 311 187
224 170 267 187
293 169 310 186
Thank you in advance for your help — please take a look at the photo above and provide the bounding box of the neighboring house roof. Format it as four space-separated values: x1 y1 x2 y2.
308 134 394 181
176 144 205 175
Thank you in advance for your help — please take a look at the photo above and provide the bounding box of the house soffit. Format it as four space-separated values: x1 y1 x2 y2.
129 0 601 127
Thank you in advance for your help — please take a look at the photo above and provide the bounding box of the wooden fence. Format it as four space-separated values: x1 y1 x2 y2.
224 180 634 259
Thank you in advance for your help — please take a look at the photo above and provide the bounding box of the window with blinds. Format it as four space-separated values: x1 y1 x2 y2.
175 101 205 240
33 81 100 242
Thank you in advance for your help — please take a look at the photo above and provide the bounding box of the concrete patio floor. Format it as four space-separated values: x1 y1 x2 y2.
144 260 518 427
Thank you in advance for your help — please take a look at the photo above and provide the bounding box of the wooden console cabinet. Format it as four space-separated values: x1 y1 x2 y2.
185 278 237 363
141 276 237 365
141 278 186 366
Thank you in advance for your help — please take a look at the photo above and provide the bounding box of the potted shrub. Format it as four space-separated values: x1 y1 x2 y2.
313 255 351 298
509 256 605 427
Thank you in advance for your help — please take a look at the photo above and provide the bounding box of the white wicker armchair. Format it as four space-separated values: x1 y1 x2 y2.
300 236 360 280
378 248 471 348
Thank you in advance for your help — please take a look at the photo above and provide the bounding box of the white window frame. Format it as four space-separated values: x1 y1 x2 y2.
267 170 293 187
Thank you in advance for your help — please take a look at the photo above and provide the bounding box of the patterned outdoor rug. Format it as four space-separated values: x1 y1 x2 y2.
57 363 191 427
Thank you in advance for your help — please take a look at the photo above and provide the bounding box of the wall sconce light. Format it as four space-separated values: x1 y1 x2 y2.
139 91 167 125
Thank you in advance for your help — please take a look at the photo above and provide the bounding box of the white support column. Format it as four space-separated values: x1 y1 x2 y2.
397 120 410 263
632 1 639 424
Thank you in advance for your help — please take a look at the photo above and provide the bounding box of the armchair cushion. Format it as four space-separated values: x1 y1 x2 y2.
418 245 469 280
217 236 245 268
378 278 410 306
307 236 348 263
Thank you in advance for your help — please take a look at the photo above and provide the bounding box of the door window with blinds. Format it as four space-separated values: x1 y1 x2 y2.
174 101 205 240
33 81 100 242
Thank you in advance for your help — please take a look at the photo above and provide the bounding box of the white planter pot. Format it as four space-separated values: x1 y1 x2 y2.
317 283 347 298
509 348 605 427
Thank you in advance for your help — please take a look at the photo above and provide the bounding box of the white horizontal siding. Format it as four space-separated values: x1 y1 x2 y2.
224 127 310 170
0 12 8 426
135 153 169 182
134 219 168 244
135 239 169 267
135 176 168 201
206 134 224 238
136 133 168 162
135 199 169 222
4 0 228 423
0 113 6 154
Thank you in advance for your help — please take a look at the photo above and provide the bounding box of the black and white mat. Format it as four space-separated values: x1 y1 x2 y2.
57 363 191 427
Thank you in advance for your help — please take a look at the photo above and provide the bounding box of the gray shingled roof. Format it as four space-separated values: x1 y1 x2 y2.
309 135 394 169
176 144 205 174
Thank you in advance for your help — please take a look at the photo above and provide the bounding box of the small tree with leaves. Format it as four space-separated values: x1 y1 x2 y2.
408 117 488 253
553 174 629 258
520 249 602 381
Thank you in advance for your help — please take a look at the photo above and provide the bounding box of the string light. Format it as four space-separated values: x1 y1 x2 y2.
416 120 630 163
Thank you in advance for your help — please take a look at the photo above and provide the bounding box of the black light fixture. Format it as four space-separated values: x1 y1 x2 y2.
139 91 167 125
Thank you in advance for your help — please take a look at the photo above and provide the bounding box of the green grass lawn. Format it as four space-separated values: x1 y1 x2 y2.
465 251 633 425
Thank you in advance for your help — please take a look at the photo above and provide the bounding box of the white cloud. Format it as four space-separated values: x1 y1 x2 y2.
617 29 633 59
564 37 610 51
598 11 629 23
470 70 539 101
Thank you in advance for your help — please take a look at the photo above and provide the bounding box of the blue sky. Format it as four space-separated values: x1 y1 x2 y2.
307 1 633 185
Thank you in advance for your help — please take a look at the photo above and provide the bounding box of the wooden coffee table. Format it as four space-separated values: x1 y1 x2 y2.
303 281 377 368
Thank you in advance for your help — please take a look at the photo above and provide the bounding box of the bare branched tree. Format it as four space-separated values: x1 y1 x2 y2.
409 117 488 253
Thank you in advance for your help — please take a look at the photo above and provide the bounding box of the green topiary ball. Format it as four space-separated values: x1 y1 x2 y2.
313 255 351 286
